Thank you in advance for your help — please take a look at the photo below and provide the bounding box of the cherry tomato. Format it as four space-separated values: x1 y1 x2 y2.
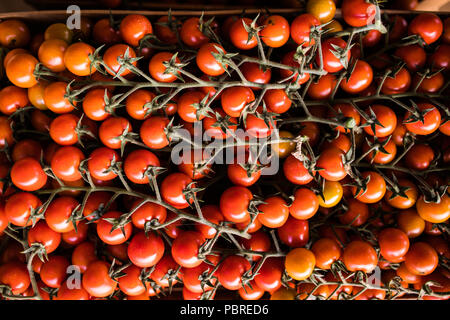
381 67 411 95
319 37 351 73
97 211 132 245
92 18 121 45
342 0 376 27
44 196 79 233
221 86 255 117
318 180 343 208
10 157 47 191
64 42 96 76
0 261 30 294
343 240 378 273
362 105 397 138
416 194 450 224
280 50 310 85
378 228 410 263
408 13 443 45
103 44 137 77
87 147 120 181
307 74 338 100
203 108 238 139
260 15 290 48
257 196 289 228
120 14 152 47
171 231 205 268
40 255 70 288
405 242 438 276
397 208 425 238
149 51 180 82
55 281 90 300
290 13 320 46
317 147 347 182
404 144 434 171
285 248 315 281
385 178 418 209
229 18 258 50
220 186 253 223
99 116 132 149
217 255 251 290
177 90 209 123
4 192 42 227
51 145 85 181
44 81 76 114
82 260 117 297
27 220 61 254
394 44 426 72
277 216 309 247
290 188 319 220
5 53 38 88
241 62 271 89
311 238 341 269
196 43 227 77
0 85 29 115
127 231 165 268
44 23 73 42
404 102 441 135
340 60 373 93
180 17 209 49
283 154 314 185
161 172 193 209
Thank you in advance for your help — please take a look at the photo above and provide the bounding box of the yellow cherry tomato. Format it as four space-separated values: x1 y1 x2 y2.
318 180 343 208
307 0 336 24
270 287 297 300
285 248 316 281
44 23 73 43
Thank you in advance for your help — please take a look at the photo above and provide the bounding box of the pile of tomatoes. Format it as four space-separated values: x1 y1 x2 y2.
0 0 448 301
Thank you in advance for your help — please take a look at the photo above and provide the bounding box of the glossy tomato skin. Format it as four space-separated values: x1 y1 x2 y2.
10 157 47 191
0 19 30 48
99 117 132 149
55 281 90 300
307 74 337 100
196 43 227 77
416 194 450 224
117 265 146 297
340 60 373 93
352 171 386 204
217 255 251 291
290 13 320 46
395 44 426 72
277 216 309 248
177 90 208 123
0 261 30 295
405 242 439 276
283 155 314 185
40 255 70 289
220 186 253 223
103 44 137 77
124 150 160 186
131 199 166 230
362 105 397 138
149 52 180 83
195 205 223 239
92 18 121 45
290 188 319 220
27 221 61 254
342 0 376 27
221 86 255 118
82 260 117 298
378 228 410 263
343 240 378 273
97 211 132 245
64 42 96 76
44 81 76 114
230 18 257 50
0 85 29 115
120 14 152 47
404 144 434 171
140 116 170 149
408 13 443 45
171 231 205 268
5 53 38 88
319 37 351 73
316 147 347 182
44 196 79 233
311 238 341 269
260 15 289 48
5 192 42 227
180 17 209 48
404 103 441 135
280 51 310 85
381 67 411 95
51 146 85 182
87 147 120 181
125 89 155 121
160 172 193 209
241 62 271 89
285 248 316 281
127 231 165 268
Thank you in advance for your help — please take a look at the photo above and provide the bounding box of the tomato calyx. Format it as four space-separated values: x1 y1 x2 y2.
364 136 393 164
191 93 214 122
161 265 183 294
242 14 263 46
197 13 217 40
101 212 131 238
385 174 412 201
403 100 436 127
182 181 204 207
22 242 48 262
161 52 186 82
209 45 238 76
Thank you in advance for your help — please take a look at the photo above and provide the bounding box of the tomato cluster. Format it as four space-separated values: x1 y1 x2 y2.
0 1 449 301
